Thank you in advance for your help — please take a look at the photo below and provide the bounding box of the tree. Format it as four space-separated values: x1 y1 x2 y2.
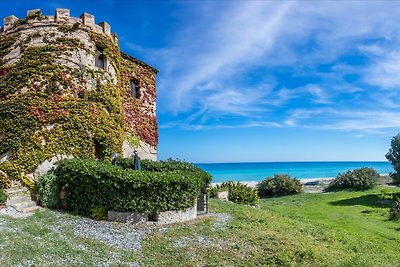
386 134 400 184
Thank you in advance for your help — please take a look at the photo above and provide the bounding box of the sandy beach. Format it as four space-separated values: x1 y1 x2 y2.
212 174 391 193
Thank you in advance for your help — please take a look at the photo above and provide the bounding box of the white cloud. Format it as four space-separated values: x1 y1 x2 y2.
140 1 400 132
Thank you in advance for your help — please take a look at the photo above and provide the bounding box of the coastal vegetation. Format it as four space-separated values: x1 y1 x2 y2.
1 187 400 266
326 167 379 191
257 174 302 197
210 181 259 206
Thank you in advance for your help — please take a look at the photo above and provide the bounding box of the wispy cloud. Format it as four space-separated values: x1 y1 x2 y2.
126 1 400 133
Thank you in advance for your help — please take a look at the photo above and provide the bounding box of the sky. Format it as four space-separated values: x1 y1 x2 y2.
1 0 400 163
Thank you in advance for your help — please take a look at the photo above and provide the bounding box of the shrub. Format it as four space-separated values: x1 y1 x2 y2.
36 171 60 209
327 167 379 191
90 206 108 220
227 182 259 206
257 174 302 197
212 181 258 205
389 198 400 221
0 188 6 205
54 159 202 215
118 158 212 193
386 134 400 184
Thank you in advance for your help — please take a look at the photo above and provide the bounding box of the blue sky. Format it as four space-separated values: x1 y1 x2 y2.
1 1 400 163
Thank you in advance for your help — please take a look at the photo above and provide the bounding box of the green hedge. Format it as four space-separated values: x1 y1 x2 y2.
117 158 212 192
54 159 202 215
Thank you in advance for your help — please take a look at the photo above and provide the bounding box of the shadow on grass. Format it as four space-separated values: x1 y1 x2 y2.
329 194 394 208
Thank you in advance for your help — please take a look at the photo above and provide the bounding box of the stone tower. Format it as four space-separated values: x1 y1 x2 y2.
0 9 158 183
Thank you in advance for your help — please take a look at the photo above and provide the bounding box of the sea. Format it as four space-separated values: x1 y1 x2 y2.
195 161 393 183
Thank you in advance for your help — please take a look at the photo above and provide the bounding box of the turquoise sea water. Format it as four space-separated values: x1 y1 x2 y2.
195 161 393 183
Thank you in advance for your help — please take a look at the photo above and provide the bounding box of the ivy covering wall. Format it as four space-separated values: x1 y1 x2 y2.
0 15 158 188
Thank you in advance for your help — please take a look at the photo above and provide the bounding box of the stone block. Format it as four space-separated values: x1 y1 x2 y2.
55 8 70 20
98 21 111 36
27 9 41 17
216 191 229 200
107 211 147 224
80 12 95 28
3 15 18 31
156 206 197 224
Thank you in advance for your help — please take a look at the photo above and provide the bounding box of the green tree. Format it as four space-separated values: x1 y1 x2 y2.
386 134 400 184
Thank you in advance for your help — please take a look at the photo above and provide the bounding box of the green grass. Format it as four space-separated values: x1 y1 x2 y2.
141 187 400 266
0 211 136 266
1 188 400 266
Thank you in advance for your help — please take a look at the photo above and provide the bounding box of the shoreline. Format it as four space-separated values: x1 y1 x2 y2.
211 174 391 190
212 177 334 188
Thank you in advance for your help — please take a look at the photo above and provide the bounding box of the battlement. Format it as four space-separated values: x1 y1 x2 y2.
0 8 115 41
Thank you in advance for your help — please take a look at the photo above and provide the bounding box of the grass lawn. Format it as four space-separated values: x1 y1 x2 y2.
141 187 400 266
1 187 400 266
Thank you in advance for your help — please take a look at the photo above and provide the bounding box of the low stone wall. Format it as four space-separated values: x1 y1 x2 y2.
107 205 197 225
156 206 197 225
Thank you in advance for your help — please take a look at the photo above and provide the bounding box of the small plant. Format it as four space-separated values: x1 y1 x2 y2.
228 182 259 206
0 188 7 205
257 174 302 197
213 181 258 205
389 197 400 221
327 167 379 191
90 206 108 220
36 170 60 209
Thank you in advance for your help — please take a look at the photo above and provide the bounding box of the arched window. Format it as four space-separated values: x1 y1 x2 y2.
95 46 105 70
130 80 139 99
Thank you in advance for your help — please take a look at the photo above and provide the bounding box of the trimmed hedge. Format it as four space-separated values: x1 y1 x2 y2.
327 167 379 191
257 174 302 197
54 159 202 215
118 158 212 192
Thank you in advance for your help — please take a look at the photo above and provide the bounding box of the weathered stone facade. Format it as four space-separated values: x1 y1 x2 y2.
0 9 158 181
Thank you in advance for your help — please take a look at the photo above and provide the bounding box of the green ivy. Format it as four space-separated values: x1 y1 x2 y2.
0 23 158 188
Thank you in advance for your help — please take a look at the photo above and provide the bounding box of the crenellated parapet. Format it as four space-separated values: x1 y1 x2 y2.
0 8 116 41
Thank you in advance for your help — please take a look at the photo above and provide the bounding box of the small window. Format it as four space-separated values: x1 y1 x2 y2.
130 80 139 99
95 46 105 69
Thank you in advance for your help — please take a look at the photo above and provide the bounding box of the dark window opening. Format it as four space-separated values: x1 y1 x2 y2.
95 46 105 70
130 80 139 99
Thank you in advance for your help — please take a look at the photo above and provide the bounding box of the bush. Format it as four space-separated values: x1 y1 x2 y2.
36 171 60 209
54 159 202 215
386 134 400 184
327 167 379 191
118 158 212 192
257 174 302 197
90 206 108 220
0 188 6 205
212 181 258 205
